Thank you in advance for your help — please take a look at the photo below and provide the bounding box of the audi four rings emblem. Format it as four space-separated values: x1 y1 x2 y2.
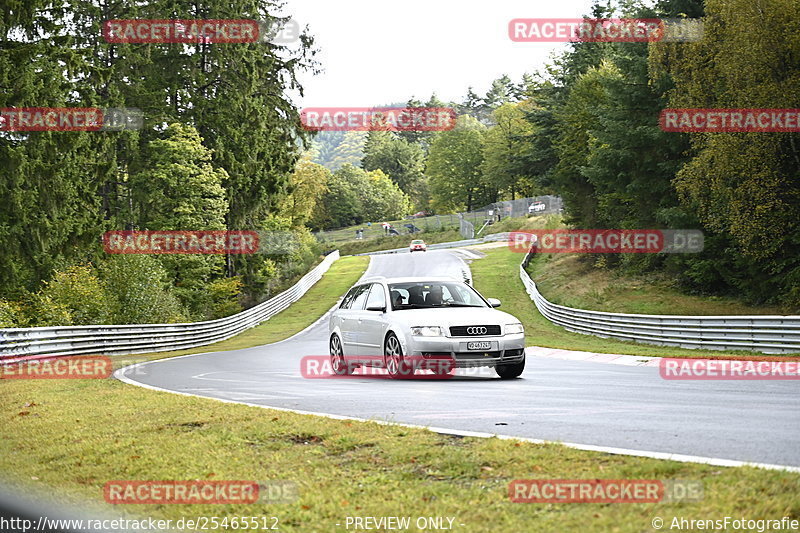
466 327 487 335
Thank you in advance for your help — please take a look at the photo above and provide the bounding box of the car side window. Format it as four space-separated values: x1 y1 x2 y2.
350 284 371 310
365 283 386 310
340 286 359 309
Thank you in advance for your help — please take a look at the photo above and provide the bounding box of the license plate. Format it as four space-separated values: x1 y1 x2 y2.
467 341 492 351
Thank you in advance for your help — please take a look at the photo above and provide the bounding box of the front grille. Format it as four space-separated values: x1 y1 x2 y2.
449 325 501 336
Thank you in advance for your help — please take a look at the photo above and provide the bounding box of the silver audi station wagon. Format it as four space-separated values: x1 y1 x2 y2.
329 276 526 379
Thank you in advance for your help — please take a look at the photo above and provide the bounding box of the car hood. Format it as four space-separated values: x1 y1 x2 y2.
392 307 519 327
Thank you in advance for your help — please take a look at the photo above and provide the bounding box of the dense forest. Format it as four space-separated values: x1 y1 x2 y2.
309 0 799 309
0 0 319 326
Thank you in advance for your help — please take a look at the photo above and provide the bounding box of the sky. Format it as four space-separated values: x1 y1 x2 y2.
282 0 611 108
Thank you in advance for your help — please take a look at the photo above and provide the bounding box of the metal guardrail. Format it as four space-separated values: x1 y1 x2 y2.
0 251 340 361
519 250 800 354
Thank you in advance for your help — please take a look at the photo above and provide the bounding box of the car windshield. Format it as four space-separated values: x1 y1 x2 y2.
388 281 487 310
411 240 423 244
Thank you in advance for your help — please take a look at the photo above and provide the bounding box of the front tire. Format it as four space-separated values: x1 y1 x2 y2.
384 333 413 379
495 355 525 379
330 334 352 375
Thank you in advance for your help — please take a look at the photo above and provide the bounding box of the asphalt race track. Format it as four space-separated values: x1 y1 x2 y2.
118 250 800 469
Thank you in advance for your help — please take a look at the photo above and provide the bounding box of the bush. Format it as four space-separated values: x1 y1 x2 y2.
38 264 110 325
0 299 25 327
101 255 187 324
207 277 244 319
24 293 74 327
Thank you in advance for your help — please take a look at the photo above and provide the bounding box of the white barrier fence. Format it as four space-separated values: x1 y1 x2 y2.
0 251 340 360
519 250 800 354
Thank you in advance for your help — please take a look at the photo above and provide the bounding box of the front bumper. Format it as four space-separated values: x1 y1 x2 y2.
407 333 525 368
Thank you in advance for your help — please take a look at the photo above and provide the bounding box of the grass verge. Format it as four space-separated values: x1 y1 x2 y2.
469 247 797 360
528 253 785 316
2 368 799 532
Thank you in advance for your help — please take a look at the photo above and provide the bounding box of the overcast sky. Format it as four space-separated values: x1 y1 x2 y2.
284 0 613 107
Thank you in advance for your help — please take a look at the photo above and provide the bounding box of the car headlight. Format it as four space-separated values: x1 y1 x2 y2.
505 323 524 335
411 326 444 337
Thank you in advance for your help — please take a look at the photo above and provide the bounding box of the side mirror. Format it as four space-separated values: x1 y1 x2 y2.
487 298 501 308
366 305 386 312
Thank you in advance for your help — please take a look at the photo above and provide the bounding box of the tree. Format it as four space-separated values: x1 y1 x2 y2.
361 169 412 222
397 94 448 150
314 164 412 229
483 74 516 108
481 103 536 199
426 115 488 212
129 123 229 316
651 0 800 306
281 159 330 226
38 265 111 325
361 131 426 201
0 0 315 307
101 255 187 324
333 131 368 170
514 80 562 193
